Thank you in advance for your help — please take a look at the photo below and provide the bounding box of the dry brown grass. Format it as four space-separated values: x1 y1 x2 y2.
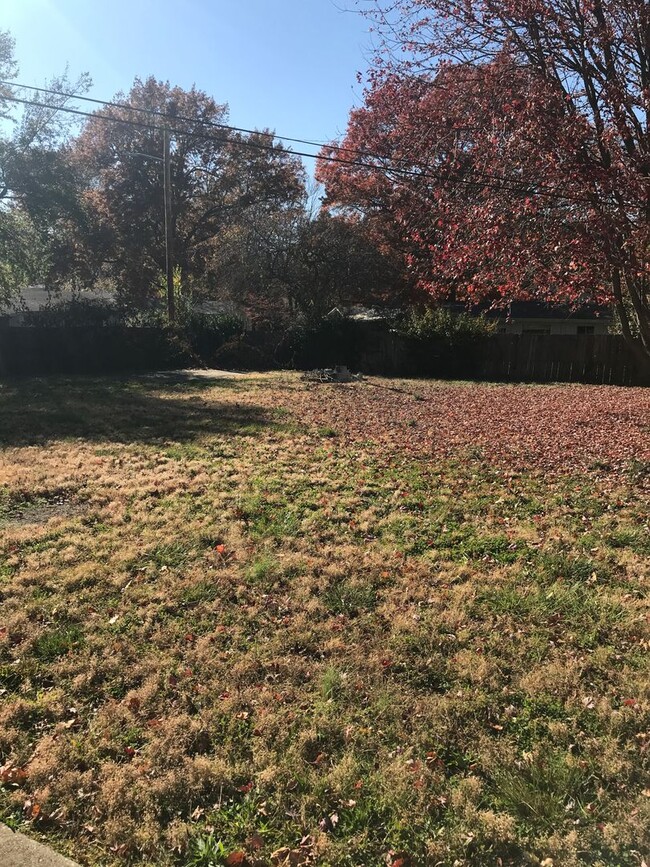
0 372 648 867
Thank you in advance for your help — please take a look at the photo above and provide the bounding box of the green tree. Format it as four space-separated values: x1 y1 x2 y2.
0 31 91 306
0 208 48 307
70 77 307 318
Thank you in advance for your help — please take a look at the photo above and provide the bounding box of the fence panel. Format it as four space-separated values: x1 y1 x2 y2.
0 325 647 385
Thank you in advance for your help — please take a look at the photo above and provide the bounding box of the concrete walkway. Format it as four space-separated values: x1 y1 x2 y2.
0 824 80 867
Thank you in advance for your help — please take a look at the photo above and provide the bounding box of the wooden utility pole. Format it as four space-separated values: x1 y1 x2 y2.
163 126 176 324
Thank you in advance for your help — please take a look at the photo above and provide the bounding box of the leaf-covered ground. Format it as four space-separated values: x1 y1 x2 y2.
0 373 648 867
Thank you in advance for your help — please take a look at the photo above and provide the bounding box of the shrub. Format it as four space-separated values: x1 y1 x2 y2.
397 306 496 341
211 338 270 371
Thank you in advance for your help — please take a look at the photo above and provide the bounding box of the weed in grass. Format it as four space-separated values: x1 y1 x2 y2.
32 625 84 662
537 550 608 584
605 528 650 555
476 579 626 647
185 832 228 866
452 533 522 564
0 664 22 693
202 794 276 852
323 581 378 616
0 558 16 581
320 666 344 702
245 554 279 587
138 542 194 570
507 694 572 749
179 581 221 608
235 492 302 541
390 653 450 693
488 749 596 830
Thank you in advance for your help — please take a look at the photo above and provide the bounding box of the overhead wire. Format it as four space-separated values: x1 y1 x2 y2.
0 87 594 204
1 77 589 200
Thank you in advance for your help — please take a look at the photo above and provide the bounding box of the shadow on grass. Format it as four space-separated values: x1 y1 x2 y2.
0 375 274 446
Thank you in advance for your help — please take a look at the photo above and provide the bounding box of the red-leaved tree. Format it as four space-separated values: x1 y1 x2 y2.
317 0 650 361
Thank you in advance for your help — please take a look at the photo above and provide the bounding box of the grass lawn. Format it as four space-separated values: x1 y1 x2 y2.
0 372 648 867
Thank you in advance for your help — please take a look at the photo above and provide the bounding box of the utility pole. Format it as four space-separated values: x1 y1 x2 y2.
163 126 176 324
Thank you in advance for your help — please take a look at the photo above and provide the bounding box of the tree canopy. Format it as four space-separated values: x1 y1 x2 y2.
68 77 307 315
318 0 650 357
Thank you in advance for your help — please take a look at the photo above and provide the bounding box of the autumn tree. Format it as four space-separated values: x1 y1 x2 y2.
319 0 650 361
69 77 306 316
216 207 406 327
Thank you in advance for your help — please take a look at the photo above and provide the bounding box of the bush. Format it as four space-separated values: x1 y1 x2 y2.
397 306 496 341
24 297 119 327
211 338 271 371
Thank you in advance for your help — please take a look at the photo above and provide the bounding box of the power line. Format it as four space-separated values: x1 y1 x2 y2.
6 80 598 204
0 89 591 203
0 78 346 154
2 77 587 200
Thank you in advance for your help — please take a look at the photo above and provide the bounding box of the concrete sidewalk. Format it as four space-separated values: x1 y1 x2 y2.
0 824 80 867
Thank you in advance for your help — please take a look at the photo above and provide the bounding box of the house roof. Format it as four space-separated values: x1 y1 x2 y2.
3 286 116 313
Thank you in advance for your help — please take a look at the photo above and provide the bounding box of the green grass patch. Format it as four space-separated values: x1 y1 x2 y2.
32 625 85 662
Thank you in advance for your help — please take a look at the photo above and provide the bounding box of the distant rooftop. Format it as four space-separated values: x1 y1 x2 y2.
3 286 116 313
326 301 613 323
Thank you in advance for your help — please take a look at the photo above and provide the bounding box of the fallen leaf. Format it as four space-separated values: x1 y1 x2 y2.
318 812 339 833
247 832 264 850
0 763 28 785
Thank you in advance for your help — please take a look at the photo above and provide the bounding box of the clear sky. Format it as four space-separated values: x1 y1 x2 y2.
2 0 373 166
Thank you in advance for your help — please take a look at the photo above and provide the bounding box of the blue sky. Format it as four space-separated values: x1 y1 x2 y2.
3 0 373 165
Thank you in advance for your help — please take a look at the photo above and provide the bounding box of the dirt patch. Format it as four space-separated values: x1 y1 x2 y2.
0 492 85 528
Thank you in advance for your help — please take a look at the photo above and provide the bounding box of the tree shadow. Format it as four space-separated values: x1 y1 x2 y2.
0 375 275 447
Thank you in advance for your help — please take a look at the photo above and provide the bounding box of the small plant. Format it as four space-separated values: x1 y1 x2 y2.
185 833 228 867
246 554 278 586
323 581 378 616
320 665 343 701
32 625 84 662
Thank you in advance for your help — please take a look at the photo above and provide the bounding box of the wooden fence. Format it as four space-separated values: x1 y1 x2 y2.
0 324 648 385
359 331 648 385
293 322 648 384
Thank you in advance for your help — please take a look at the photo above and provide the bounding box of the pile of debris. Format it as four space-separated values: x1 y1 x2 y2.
302 365 363 383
